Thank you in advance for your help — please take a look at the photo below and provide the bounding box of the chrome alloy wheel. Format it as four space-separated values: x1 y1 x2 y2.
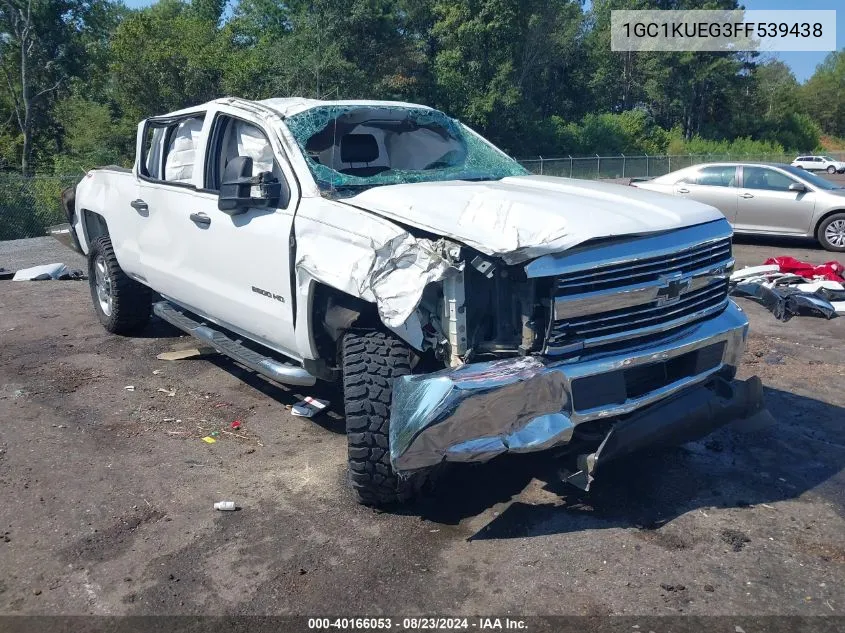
824 219 845 248
93 254 114 316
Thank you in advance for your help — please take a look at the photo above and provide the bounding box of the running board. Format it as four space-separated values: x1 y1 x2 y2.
153 301 317 387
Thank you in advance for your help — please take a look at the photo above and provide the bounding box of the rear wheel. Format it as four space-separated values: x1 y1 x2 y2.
817 213 845 252
88 235 152 333
341 330 424 506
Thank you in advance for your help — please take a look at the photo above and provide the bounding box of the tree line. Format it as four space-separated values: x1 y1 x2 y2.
0 0 843 176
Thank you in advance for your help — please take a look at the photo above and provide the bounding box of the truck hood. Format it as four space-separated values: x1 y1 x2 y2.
342 175 723 264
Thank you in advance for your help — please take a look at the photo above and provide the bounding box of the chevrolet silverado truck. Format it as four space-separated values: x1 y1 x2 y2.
59 97 764 505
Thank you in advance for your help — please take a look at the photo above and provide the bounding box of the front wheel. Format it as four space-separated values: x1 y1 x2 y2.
817 213 845 252
827 165 837 174
88 235 152 334
342 330 425 506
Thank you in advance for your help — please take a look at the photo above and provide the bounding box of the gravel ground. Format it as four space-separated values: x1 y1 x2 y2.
0 236 86 273
0 235 843 619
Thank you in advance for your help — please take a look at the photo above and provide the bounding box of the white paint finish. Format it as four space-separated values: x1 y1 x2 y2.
343 174 722 264
259 97 433 119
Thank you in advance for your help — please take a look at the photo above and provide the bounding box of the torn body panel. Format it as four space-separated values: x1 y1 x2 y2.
292 198 459 340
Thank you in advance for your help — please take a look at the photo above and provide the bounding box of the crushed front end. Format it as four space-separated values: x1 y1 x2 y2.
389 219 765 487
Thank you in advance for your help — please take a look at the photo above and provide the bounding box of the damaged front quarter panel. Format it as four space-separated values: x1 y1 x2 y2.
293 198 463 347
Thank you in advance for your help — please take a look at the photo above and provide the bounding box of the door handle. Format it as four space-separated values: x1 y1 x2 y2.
677 188 690 194
190 212 211 226
740 192 754 199
130 199 148 213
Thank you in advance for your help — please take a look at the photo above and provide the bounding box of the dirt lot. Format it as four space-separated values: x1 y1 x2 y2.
0 236 843 619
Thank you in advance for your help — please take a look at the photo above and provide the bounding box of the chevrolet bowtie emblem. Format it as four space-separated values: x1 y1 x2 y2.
656 273 692 304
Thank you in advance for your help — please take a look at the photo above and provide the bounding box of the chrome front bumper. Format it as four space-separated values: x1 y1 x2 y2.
389 301 750 473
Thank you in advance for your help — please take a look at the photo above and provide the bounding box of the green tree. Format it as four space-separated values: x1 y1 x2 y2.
0 0 115 173
109 0 229 120
801 50 845 138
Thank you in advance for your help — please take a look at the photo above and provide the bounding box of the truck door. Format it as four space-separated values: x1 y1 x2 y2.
135 113 209 300
171 112 300 356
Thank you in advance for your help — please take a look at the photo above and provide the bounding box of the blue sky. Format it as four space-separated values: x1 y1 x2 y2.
742 0 841 82
122 0 840 83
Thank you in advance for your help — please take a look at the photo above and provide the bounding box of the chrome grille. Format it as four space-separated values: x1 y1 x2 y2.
543 224 734 356
556 237 732 296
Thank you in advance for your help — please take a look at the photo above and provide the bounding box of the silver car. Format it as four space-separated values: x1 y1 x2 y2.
634 163 845 251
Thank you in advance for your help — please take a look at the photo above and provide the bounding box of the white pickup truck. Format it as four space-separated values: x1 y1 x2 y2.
60 97 764 505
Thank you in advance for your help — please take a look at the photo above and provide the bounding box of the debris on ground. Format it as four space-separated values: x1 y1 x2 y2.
124 385 135 391
11 263 84 281
201 436 217 444
291 396 329 418
213 501 236 511
720 528 751 552
231 420 242 430
157 388 176 397
730 257 845 321
156 347 217 361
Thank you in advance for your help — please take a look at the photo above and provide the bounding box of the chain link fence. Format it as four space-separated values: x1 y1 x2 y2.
517 152 845 180
2 151 845 241
0 173 77 241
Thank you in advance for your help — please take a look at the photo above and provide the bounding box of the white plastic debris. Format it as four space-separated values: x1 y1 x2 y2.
729 265 781 282
213 501 236 511
291 397 329 418
796 280 845 293
12 263 70 281
124 385 135 391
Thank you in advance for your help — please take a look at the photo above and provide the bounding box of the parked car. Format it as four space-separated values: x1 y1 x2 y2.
634 163 845 251
57 97 764 505
791 155 845 174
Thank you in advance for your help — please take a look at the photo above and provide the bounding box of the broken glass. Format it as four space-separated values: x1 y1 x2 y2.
283 105 528 196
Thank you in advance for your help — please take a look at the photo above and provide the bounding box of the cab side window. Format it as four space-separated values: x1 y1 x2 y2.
140 114 205 184
164 118 205 183
206 115 286 197
743 167 796 192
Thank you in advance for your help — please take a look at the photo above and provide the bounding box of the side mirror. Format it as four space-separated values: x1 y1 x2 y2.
788 182 807 192
218 156 288 214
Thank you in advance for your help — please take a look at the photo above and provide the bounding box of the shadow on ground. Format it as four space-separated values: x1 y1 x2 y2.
732 234 821 251
403 386 844 539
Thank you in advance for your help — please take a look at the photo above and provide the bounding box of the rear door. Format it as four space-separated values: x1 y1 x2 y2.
673 165 739 223
735 166 816 234
135 112 209 300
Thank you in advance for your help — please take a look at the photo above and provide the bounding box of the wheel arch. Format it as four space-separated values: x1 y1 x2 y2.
79 209 110 252
814 208 845 238
310 282 380 356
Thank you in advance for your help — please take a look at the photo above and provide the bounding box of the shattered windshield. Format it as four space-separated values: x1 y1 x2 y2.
284 105 528 196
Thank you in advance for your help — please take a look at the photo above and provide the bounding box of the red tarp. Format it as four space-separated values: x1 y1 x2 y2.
764 256 845 282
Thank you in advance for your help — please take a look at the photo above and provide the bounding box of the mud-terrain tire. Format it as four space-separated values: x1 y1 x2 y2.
817 213 845 252
342 330 423 506
88 235 151 334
